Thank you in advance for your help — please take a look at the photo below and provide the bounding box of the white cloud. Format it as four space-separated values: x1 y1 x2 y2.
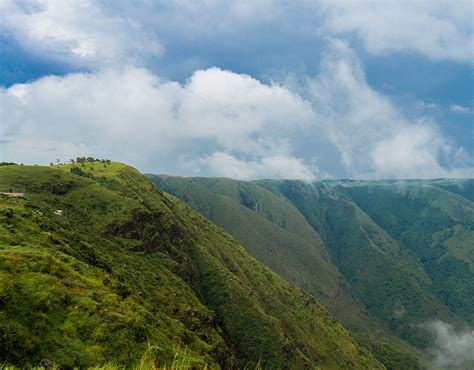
2 0 472 69
427 321 474 370
319 0 474 63
179 68 314 154
0 0 162 67
0 67 316 179
187 152 316 181
1 51 472 179
371 123 454 179
300 40 473 178
122 0 473 65
450 104 473 114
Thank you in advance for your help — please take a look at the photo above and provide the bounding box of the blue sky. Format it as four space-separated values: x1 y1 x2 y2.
0 0 473 179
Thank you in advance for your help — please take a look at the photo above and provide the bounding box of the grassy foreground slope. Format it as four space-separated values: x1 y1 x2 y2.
0 162 382 369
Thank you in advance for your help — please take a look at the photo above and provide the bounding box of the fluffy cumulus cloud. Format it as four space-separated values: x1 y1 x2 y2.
110 0 474 64
0 1 472 179
319 0 474 63
186 152 317 181
0 67 316 179
301 41 473 178
0 0 162 67
178 68 314 154
1 42 473 179
2 0 472 68
427 321 474 369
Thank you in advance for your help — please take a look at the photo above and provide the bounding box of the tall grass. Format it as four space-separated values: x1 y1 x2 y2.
1 344 208 370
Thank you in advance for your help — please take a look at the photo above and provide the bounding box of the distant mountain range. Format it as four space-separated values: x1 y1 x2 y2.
150 175 474 368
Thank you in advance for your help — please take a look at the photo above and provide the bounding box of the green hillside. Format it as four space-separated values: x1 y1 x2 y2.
337 182 474 324
151 175 473 368
149 176 397 340
0 162 383 369
255 180 472 346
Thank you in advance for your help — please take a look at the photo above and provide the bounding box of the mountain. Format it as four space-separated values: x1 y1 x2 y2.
151 175 474 367
331 180 474 326
0 162 383 369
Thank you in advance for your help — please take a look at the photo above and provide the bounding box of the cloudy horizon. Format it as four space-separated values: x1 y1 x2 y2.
1 0 473 180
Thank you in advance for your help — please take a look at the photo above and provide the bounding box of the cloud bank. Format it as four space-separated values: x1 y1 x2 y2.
427 321 474 370
0 1 472 179
303 41 473 178
320 0 474 63
2 0 472 68
2 44 472 180
0 67 316 179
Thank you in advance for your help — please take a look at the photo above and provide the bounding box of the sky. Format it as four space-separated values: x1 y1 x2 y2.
0 0 473 180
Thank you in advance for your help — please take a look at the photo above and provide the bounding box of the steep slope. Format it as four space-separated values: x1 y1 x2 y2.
0 163 382 369
150 176 425 368
337 181 474 325
150 176 378 333
256 180 469 347
152 175 473 367
431 178 474 203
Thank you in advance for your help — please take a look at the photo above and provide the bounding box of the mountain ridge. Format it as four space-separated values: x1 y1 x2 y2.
151 174 473 368
0 162 384 368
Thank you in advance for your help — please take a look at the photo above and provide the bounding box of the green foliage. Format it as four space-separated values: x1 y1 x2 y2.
149 176 386 338
353 335 422 370
74 157 110 164
70 166 93 178
0 344 208 369
153 175 473 367
0 163 382 368
342 183 474 325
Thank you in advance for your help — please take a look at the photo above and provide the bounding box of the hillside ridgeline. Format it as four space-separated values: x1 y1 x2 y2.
0 162 383 369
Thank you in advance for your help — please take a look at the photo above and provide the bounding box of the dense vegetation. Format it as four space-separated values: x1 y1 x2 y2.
149 177 387 337
0 162 383 368
337 181 474 326
152 175 474 368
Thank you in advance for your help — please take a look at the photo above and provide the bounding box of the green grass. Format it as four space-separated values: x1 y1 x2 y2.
55 160 131 179
0 163 383 368
1 344 209 369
